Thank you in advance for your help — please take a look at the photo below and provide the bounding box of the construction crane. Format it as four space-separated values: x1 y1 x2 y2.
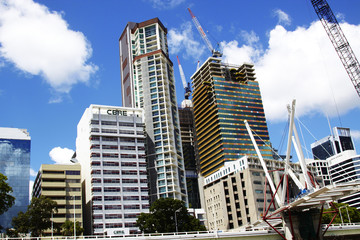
187 8 222 58
311 0 360 97
176 56 191 99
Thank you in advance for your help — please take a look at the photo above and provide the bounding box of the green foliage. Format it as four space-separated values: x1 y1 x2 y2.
136 198 206 233
61 220 84 236
322 202 360 224
0 173 15 216
11 196 57 237
12 211 30 236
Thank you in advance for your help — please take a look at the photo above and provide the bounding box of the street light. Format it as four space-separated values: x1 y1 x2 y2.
174 207 182 233
51 210 53 238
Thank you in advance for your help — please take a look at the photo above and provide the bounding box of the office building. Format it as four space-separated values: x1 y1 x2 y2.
190 57 272 177
32 164 82 235
0 128 31 230
119 18 187 203
178 100 201 209
308 127 360 209
76 105 149 235
203 156 308 230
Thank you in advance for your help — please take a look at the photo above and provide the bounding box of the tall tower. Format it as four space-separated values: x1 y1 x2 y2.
76 105 149 235
119 18 187 203
191 57 272 177
178 100 201 209
0 128 31 230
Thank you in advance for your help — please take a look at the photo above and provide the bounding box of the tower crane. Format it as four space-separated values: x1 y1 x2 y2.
176 56 191 99
187 8 222 58
311 0 360 97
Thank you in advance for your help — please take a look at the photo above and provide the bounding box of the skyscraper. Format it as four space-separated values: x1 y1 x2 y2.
76 105 149 235
178 100 201 209
119 18 187 203
190 57 272 177
0 127 31 230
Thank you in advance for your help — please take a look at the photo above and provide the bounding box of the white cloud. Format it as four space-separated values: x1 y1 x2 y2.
221 21 360 122
215 25 223 33
351 130 360 141
49 146 74 164
30 168 37 177
0 0 98 97
168 21 206 60
148 0 185 9
240 30 260 45
29 180 34 201
273 9 291 26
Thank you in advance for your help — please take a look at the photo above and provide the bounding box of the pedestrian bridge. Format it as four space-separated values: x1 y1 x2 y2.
3 223 360 240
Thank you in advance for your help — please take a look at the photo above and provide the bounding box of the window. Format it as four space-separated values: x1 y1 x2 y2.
103 178 120 183
105 205 122 210
43 170 64 174
104 196 121 201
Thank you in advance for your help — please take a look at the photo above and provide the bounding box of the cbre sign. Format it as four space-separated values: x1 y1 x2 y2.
107 109 128 116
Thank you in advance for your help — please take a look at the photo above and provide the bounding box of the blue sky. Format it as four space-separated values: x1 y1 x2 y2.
1 0 360 187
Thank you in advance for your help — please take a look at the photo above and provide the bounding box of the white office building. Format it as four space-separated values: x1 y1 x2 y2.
119 18 187 203
76 105 149 235
307 127 360 209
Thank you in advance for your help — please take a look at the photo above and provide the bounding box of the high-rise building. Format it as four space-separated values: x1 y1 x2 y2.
178 100 201 209
119 18 187 203
308 127 360 209
76 105 149 235
0 128 31 230
190 57 272 177
32 164 82 235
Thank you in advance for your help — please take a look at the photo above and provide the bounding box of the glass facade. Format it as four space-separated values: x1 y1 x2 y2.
0 133 30 230
191 58 272 177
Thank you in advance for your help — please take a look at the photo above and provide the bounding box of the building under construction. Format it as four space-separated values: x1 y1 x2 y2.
191 57 273 177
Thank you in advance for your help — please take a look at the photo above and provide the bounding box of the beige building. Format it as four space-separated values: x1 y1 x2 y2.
203 156 312 231
32 164 82 235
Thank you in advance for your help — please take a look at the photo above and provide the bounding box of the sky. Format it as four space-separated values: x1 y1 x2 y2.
1 0 360 192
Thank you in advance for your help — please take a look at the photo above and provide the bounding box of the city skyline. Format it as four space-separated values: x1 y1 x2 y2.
1 0 360 191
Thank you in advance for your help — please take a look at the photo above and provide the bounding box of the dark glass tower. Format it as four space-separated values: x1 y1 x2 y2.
191 57 272 177
178 102 201 208
0 128 31 230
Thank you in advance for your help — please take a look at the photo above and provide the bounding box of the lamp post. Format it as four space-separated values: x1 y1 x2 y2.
174 208 182 233
51 210 53 238
73 195 76 239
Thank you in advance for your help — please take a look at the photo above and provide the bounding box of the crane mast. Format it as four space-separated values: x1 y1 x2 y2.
187 8 222 58
176 56 191 99
311 0 360 97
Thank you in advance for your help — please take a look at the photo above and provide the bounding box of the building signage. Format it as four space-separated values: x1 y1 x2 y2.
107 109 127 116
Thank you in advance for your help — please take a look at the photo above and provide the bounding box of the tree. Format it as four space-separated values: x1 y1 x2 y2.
136 198 206 233
61 220 84 236
0 173 15 216
12 196 57 237
11 211 30 236
322 202 360 224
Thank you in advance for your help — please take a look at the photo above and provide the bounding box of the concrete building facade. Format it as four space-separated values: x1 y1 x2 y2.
190 57 273 178
119 18 187 203
0 128 31 230
203 156 305 230
308 127 360 209
32 164 82 235
76 105 149 235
